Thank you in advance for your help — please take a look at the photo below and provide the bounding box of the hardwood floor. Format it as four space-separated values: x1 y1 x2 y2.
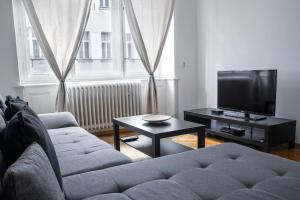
98 131 300 162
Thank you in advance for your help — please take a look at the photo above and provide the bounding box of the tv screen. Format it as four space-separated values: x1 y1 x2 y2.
218 70 277 116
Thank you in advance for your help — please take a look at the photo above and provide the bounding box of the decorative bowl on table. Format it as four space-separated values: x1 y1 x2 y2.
142 115 172 123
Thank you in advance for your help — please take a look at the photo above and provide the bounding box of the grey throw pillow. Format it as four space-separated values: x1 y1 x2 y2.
3 143 65 200
1 109 63 190
4 96 29 121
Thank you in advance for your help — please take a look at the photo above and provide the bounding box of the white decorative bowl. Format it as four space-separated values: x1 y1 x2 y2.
142 115 171 123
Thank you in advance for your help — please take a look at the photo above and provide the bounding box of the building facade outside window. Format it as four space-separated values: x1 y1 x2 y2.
28 29 43 59
125 33 133 59
101 32 111 59
32 40 41 58
78 31 90 59
100 0 110 8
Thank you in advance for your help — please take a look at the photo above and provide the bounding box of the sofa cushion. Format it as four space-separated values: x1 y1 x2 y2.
83 193 132 200
62 143 300 200
3 143 65 200
124 180 201 200
218 188 285 200
1 109 63 190
38 112 79 129
49 127 131 176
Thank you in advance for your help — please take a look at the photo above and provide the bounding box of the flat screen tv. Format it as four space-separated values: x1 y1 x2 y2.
218 70 277 116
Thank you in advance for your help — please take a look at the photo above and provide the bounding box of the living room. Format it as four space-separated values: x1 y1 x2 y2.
0 0 300 199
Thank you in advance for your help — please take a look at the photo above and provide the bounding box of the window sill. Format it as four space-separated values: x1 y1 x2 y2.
18 78 179 88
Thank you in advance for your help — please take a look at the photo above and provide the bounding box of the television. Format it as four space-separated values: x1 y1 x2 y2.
218 70 277 117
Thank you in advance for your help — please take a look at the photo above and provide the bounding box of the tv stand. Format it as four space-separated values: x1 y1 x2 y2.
184 108 296 152
224 112 267 121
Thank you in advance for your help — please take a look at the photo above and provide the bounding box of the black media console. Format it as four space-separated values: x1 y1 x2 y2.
184 108 296 152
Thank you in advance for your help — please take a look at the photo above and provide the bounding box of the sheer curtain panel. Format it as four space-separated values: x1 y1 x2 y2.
22 0 92 111
123 0 175 114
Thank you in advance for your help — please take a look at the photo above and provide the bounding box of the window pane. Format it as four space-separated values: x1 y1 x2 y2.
33 40 40 58
99 0 110 9
84 43 89 58
26 14 50 75
101 43 106 58
75 1 113 74
79 43 84 59
83 32 89 40
123 12 145 75
127 43 132 59
107 43 111 58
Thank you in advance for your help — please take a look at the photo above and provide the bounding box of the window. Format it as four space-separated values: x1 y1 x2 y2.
74 0 115 77
32 40 40 58
78 32 90 59
26 26 49 75
13 0 169 84
125 34 133 59
123 13 145 75
101 32 112 59
125 33 140 60
100 0 110 8
28 29 43 59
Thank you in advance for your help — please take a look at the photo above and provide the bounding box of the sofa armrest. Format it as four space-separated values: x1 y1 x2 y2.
38 112 79 130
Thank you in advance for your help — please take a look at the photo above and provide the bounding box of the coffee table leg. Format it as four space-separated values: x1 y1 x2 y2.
197 127 205 148
113 123 120 151
152 136 160 158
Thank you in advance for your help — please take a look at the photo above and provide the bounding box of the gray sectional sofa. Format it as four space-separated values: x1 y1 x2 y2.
2 111 300 200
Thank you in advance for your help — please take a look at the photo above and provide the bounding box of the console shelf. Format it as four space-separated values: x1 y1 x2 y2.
208 120 265 147
184 108 296 152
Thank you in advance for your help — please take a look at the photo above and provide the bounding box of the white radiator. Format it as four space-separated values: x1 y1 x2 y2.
67 81 142 132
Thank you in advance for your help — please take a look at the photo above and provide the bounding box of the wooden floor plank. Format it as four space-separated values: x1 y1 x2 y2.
98 131 300 162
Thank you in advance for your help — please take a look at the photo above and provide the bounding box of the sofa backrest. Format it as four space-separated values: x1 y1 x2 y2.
0 95 5 197
0 149 6 198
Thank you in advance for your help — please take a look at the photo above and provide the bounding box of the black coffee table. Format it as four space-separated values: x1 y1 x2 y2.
113 115 206 158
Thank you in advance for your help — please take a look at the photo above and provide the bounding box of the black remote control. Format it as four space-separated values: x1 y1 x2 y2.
121 135 139 142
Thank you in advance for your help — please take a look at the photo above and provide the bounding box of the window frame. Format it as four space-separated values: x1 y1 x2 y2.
101 32 112 60
13 0 160 85
13 0 56 84
78 31 91 60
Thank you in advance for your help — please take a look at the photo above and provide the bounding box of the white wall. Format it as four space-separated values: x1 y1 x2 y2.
174 0 202 119
197 0 300 143
0 0 20 96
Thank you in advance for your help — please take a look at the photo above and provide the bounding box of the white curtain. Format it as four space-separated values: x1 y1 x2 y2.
124 0 175 114
22 0 92 111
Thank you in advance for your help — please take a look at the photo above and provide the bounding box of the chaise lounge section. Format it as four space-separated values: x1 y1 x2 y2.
62 142 300 200
1 110 300 200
